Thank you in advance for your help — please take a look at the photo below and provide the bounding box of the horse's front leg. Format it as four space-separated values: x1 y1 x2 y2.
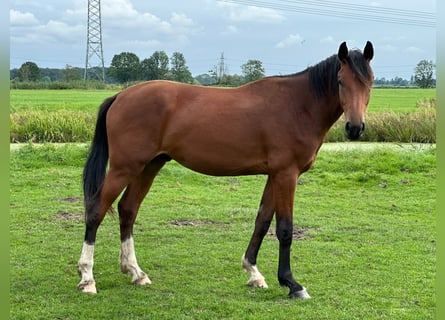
273 171 311 299
243 177 274 288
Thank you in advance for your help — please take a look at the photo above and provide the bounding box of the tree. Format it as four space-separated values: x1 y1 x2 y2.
241 60 265 83
108 52 142 83
18 61 40 82
169 52 193 83
414 60 435 88
62 65 82 82
141 51 169 81
195 73 215 86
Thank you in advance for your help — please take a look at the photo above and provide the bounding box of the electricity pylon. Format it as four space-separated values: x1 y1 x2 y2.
84 0 105 82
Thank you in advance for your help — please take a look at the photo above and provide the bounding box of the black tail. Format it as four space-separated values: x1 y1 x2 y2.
83 95 117 215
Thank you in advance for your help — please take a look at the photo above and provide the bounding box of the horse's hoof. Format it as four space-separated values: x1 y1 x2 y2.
77 280 97 294
289 287 311 299
133 276 152 285
247 277 268 288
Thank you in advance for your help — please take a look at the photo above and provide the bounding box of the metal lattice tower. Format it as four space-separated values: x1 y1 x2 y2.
84 0 105 82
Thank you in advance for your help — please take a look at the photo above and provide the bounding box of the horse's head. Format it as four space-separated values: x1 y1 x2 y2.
337 41 374 140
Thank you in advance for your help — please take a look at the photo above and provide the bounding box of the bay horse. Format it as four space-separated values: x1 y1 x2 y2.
78 41 374 299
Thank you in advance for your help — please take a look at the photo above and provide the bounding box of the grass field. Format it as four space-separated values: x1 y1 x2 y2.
9 87 436 113
10 143 436 319
8 87 437 143
368 88 436 113
9 89 118 113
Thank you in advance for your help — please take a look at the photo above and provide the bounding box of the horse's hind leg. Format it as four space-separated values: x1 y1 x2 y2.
78 167 134 294
243 177 274 288
118 155 167 285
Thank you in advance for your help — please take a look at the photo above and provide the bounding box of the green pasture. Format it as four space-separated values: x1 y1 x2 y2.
9 87 436 113
10 143 435 319
8 87 437 143
9 89 118 113
369 88 435 113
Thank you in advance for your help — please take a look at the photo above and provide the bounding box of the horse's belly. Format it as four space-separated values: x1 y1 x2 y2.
166 138 268 176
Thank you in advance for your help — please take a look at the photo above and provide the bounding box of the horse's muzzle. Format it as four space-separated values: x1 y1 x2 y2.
345 122 365 140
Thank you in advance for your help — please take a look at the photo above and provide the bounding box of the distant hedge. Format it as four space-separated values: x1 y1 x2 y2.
10 108 436 144
10 111 96 143
9 80 118 90
325 108 436 143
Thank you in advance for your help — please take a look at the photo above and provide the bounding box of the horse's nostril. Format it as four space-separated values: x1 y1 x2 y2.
344 121 363 140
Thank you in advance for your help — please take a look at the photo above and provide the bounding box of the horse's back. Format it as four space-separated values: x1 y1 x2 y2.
105 81 275 175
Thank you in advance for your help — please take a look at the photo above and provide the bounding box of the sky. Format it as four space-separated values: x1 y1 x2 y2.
10 0 436 80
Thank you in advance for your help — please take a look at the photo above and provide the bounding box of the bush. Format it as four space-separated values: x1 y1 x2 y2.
10 108 436 143
9 80 116 90
325 108 436 143
10 111 96 143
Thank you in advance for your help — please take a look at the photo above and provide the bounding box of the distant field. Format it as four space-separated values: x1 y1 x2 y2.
368 88 436 113
9 87 436 113
9 89 118 112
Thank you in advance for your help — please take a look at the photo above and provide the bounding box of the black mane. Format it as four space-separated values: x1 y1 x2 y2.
275 49 373 98
308 50 373 98
307 54 340 98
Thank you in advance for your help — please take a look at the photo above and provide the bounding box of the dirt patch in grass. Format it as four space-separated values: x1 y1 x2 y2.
168 219 226 227
53 211 83 221
57 196 82 203
267 226 312 241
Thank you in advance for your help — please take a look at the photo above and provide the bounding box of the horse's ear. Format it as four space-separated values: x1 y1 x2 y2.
363 41 374 62
338 42 348 62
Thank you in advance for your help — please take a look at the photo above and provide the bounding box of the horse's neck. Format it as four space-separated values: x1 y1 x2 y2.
291 73 343 135
320 94 343 128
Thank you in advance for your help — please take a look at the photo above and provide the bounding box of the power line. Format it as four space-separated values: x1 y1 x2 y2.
275 0 435 19
218 0 435 28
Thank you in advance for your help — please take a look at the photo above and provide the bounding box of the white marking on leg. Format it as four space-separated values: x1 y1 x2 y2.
242 254 268 288
296 287 311 299
120 237 151 285
77 242 97 294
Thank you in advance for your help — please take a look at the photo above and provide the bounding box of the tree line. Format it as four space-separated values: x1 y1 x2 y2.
10 51 435 88
10 50 266 87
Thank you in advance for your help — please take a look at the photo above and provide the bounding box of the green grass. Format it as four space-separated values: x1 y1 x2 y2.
10 143 436 319
9 89 118 112
9 87 435 113
368 88 436 113
8 88 437 143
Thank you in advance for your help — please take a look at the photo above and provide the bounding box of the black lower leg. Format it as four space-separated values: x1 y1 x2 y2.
84 215 101 245
276 219 304 298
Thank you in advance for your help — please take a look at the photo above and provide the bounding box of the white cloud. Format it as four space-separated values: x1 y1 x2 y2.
221 25 239 35
123 39 162 48
43 20 84 40
11 19 84 45
99 0 199 45
218 2 285 23
320 36 336 45
10 10 39 25
382 44 397 52
275 34 304 49
406 46 424 54
102 0 139 19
